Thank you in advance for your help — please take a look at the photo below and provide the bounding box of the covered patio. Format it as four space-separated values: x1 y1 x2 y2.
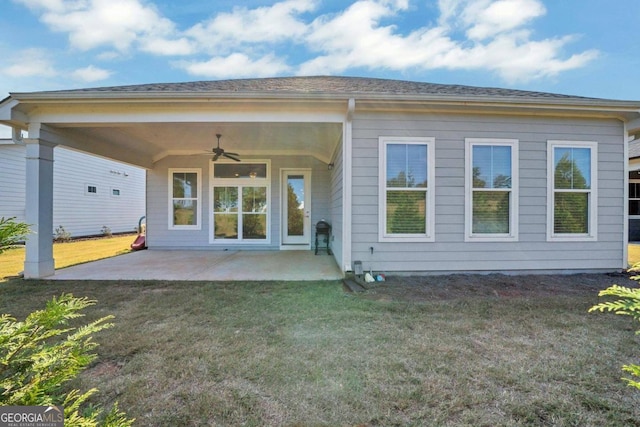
0 78 352 279
50 249 343 281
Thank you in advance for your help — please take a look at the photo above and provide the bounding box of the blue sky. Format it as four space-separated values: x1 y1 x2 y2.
0 0 638 107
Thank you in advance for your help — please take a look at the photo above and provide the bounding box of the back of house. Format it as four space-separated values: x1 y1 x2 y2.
1 76 639 278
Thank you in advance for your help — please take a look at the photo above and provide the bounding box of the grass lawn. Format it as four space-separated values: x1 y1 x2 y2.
1 278 639 426
0 235 135 280
629 244 640 267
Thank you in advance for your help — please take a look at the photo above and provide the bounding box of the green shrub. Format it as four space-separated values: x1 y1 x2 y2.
0 294 134 426
0 217 30 254
590 274 640 390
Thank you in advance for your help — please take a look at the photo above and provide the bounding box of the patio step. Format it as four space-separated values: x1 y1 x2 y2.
342 276 368 293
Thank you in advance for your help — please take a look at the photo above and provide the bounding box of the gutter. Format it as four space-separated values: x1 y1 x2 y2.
5 92 640 125
9 89 640 108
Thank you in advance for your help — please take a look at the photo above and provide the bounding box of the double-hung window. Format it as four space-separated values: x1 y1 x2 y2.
379 137 435 242
465 139 518 241
630 180 640 216
548 141 597 241
169 169 201 230
211 162 270 243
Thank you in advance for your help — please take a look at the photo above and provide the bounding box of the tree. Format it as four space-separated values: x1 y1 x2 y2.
287 183 304 236
553 153 589 233
0 294 134 426
0 217 30 254
590 272 640 390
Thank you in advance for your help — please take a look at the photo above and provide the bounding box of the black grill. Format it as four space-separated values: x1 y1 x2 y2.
315 221 332 255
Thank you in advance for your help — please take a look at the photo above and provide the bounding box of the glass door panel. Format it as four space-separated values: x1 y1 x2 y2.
282 170 311 246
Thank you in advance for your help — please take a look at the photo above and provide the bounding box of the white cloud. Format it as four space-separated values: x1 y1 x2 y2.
11 0 599 84
140 37 195 56
175 53 292 78
458 0 547 40
187 0 317 53
16 0 191 55
2 48 58 78
72 65 112 82
298 0 597 83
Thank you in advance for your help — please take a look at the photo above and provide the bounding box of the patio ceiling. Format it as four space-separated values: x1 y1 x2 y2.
2 95 348 168
50 121 343 167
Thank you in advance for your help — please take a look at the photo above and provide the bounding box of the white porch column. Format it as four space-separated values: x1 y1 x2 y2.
342 98 355 273
24 138 56 278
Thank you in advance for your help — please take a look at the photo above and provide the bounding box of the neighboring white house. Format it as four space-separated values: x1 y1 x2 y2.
1 76 639 278
0 139 146 238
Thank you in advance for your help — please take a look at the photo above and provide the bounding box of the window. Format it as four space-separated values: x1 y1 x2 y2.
547 141 597 241
630 181 640 216
86 185 97 195
169 169 201 230
211 162 269 243
112 188 121 196
378 137 435 242
465 139 518 241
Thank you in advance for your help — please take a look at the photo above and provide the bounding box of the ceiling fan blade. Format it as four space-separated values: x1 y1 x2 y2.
225 152 239 156
223 153 241 162
213 153 220 161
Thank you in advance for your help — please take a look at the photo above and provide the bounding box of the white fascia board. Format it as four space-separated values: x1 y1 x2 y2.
26 106 346 125
0 98 17 118
0 98 26 123
13 89 640 113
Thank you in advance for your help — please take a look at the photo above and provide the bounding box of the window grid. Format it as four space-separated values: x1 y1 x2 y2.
168 168 201 230
630 182 640 216
465 139 518 242
547 141 597 241
210 161 271 244
378 137 435 243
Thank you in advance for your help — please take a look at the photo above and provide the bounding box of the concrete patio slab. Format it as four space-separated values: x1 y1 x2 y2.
50 250 343 281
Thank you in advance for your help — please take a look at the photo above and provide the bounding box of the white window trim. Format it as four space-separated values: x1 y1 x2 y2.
85 184 98 196
378 137 435 243
630 179 640 219
465 138 519 242
209 160 271 245
547 140 598 242
168 168 202 230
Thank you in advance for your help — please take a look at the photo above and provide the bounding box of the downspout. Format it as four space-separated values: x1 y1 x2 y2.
342 98 355 273
624 123 630 269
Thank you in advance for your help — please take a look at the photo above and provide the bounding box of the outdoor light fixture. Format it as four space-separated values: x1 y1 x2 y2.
328 163 334 170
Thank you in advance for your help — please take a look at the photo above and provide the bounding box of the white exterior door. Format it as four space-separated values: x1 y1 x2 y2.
281 169 311 247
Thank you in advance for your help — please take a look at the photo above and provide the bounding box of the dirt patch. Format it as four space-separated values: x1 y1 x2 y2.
357 271 639 303
86 360 124 378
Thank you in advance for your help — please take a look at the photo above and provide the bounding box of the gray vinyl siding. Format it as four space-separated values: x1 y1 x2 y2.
147 155 332 250
351 112 625 273
0 144 146 237
329 138 344 268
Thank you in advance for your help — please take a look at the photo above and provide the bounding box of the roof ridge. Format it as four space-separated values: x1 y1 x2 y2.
11 75 605 101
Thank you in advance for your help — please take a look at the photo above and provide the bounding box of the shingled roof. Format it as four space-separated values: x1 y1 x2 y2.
12 76 601 101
